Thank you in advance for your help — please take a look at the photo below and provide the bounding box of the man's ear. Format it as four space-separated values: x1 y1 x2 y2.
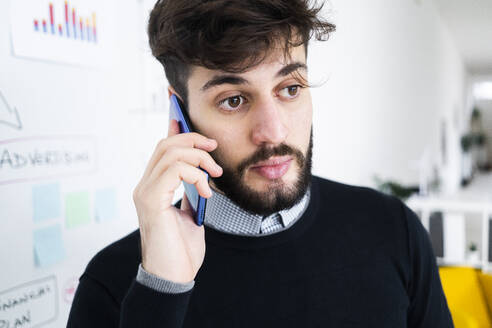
167 86 185 104
167 86 177 98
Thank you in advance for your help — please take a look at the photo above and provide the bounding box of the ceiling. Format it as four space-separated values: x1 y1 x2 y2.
433 0 492 74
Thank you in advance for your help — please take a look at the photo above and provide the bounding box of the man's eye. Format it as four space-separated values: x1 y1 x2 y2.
279 85 302 99
218 95 245 111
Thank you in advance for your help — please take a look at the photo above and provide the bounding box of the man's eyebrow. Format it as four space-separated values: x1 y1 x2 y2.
200 62 307 92
276 62 308 77
200 75 249 92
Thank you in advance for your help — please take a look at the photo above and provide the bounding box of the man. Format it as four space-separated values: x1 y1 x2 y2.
68 0 454 327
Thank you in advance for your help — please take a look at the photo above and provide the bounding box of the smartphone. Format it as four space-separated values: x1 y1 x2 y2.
169 94 209 226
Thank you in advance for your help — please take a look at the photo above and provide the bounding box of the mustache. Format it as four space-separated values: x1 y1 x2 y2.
236 143 305 176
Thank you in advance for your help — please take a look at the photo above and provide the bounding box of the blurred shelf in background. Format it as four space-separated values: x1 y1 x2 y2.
405 172 492 272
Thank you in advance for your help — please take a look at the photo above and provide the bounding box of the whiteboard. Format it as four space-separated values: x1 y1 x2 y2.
0 0 175 326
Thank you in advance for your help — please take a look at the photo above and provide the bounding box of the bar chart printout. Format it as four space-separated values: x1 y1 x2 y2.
32 2 97 43
10 0 111 66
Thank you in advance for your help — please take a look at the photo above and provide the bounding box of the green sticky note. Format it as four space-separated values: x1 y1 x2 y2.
65 191 90 228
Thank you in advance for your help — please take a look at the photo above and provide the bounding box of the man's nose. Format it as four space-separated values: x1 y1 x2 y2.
250 97 289 146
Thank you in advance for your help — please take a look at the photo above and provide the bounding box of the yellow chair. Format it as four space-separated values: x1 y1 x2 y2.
477 271 492 317
439 266 492 328
448 307 481 328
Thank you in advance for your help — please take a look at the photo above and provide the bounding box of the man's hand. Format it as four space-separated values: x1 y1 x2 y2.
132 119 223 283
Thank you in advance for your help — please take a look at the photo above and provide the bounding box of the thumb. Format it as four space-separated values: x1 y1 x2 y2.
180 192 202 227
180 192 194 217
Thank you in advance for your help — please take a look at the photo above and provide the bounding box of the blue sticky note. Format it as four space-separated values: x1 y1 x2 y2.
32 183 61 222
33 224 65 267
95 188 117 222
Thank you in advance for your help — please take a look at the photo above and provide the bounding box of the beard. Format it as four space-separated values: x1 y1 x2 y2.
209 127 313 216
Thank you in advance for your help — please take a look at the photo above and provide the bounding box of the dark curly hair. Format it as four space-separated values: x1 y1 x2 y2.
147 0 336 107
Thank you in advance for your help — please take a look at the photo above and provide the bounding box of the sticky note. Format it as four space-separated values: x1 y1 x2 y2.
95 188 117 222
32 183 61 222
65 191 90 228
33 224 65 267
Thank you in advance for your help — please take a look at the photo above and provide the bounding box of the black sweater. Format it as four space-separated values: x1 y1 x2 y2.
67 175 454 327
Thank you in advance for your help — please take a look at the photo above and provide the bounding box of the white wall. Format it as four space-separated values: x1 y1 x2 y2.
308 0 469 193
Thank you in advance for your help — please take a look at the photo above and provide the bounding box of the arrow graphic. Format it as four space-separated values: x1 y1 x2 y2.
0 90 23 130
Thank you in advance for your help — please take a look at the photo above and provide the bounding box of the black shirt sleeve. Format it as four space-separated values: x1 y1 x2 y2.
67 273 193 328
67 274 120 328
402 202 454 327
120 278 193 327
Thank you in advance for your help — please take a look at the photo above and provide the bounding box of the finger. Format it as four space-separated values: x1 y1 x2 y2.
170 132 217 150
148 146 222 182
167 119 180 137
157 161 213 199
142 133 218 181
